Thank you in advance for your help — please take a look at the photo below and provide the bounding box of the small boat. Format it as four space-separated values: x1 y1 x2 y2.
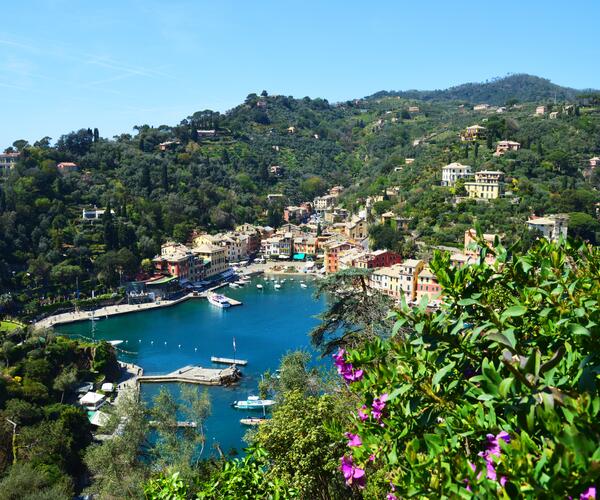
89 316 100 322
274 284 281 290
207 293 231 308
229 283 239 289
240 417 268 426
108 340 123 346
300 283 308 289
256 284 263 289
232 396 275 410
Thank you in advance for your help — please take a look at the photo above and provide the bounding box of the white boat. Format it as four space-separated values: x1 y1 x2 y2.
229 283 239 289
256 284 263 289
233 396 275 410
274 284 281 290
300 283 308 289
89 317 100 322
240 417 268 426
207 293 231 308
108 340 123 346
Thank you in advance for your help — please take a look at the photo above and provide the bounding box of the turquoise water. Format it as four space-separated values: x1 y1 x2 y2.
56 276 325 456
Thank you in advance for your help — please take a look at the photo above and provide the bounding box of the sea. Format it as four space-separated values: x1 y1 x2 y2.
56 276 326 456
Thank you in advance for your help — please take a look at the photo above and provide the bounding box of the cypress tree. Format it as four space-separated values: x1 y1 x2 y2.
161 163 168 191
93 128 100 143
141 163 151 193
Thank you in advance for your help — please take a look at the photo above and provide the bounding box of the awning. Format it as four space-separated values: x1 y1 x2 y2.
293 253 306 260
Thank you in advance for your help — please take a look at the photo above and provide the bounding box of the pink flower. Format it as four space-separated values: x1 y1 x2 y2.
368 454 375 462
580 486 596 499
387 494 397 500
357 405 369 421
332 349 364 382
345 432 362 447
340 455 365 488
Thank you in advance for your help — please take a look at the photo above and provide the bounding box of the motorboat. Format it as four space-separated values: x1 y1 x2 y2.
232 396 275 410
240 417 268 426
229 283 239 289
256 284 263 289
108 340 123 346
274 284 281 290
207 293 231 308
300 283 308 289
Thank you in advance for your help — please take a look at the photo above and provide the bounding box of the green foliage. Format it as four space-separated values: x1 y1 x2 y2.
143 471 188 500
0 462 72 500
337 239 600 497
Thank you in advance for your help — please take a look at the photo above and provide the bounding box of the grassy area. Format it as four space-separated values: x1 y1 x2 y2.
0 320 25 332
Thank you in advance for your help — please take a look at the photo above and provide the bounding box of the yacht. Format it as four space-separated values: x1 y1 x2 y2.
207 293 231 308
274 283 281 290
232 396 275 410
256 284 263 289
240 417 268 426
300 283 308 289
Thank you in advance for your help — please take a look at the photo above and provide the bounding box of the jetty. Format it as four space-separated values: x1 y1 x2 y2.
211 356 248 366
149 420 197 428
138 365 241 386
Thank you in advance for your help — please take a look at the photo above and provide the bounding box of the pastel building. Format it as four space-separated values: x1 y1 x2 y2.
464 171 504 200
526 214 569 242
441 162 472 186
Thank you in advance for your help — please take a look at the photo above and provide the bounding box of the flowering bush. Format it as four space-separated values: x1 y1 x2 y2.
336 239 600 497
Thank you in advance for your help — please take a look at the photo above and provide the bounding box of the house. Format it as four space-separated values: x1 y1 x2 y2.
153 242 203 282
589 157 600 168
461 125 486 141
526 214 569 242
370 259 424 302
79 391 107 411
441 162 472 186
494 140 521 156
324 207 349 224
329 185 344 197
415 267 442 303
464 229 499 265
261 233 294 259
287 126 296 134
473 104 490 111
408 106 420 113
197 129 217 138
267 193 285 204
192 242 229 278
464 171 504 200
57 162 79 173
549 111 559 119
283 205 311 223
269 165 283 177
0 152 19 175
535 106 546 116
405 158 415 165
194 233 250 263
293 236 318 256
344 216 368 241
313 194 337 216
158 140 180 151
323 240 362 274
82 207 115 221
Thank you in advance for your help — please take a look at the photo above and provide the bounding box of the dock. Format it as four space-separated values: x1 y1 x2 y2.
211 356 248 366
138 365 241 386
149 420 197 428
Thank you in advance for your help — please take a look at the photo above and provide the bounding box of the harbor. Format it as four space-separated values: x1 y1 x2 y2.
55 275 324 454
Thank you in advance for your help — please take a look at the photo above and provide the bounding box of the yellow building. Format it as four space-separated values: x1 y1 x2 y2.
464 170 504 200
461 124 486 141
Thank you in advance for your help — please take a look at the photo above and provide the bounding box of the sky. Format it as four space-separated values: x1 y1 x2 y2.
1 0 599 145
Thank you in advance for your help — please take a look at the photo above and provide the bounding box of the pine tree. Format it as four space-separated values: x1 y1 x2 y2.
93 128 100 143
474 142 479 159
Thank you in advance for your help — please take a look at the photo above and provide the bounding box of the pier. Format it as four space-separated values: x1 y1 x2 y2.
138 365 241 386
211 356 248 366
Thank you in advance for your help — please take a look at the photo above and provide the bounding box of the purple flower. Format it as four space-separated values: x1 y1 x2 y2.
343 366 364 382
345 432 362 447
371 393 388 421
580 486 596 500
332 349 364 382
387 494 398 500
357 405 369 422
368 453 375 462
340 455 365 488
466 431 511 491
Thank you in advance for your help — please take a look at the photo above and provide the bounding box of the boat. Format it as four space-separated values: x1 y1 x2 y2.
229 283 239 289
256 284 263 289
240 417 268 426
108 340 123 346
274 284 281 290
207 293 231 308
89 317 100 322
232 396 275 410
300 283 308 289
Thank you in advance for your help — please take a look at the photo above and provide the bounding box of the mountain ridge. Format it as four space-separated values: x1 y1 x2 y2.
365 74 599 105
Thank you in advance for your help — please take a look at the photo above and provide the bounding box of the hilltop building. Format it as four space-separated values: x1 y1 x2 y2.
464 171 504 200
461 125 486 141
526 214 569 242
494 140 521 156
441 162 472 186
0 152 19 175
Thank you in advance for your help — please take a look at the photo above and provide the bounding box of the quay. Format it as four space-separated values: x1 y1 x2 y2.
138 365 241 386
211 356 248 366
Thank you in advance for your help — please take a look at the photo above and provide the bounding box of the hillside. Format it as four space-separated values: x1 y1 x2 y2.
0 77 599 314
367 74 596 105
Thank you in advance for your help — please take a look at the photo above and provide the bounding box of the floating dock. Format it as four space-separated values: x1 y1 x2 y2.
149 420 197 428
211 356 248 366
138 365 241 386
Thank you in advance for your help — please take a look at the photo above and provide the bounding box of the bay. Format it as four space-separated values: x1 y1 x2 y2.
56 276 325 455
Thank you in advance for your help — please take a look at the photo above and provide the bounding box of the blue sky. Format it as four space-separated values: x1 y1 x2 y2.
1 0 599 145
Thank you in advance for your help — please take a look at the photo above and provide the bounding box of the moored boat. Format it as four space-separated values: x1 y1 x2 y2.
240 417 268 426
274 284 281 289
300 283 308 288
207 292 231 308
256 284 263 289
232 396 275 410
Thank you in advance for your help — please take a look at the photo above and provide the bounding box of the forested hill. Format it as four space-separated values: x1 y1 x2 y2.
1 77 600 315
368 74 596 104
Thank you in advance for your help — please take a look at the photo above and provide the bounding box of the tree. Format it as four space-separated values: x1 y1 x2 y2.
310 268 392 355
568 212 600 243
52 365 78 403
0 463 72 500
161 163 169 191
93 128 100 143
